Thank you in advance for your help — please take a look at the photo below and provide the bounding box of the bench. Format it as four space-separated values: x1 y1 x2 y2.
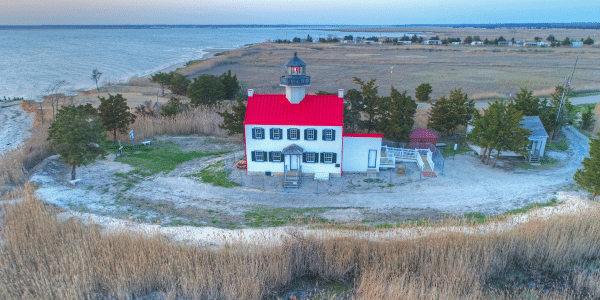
69 179 82 185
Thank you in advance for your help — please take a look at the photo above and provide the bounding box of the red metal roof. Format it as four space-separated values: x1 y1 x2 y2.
342 133 383 138
410 129 438 139
244 94 343 126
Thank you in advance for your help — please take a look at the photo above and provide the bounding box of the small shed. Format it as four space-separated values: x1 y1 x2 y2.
410 129 438 145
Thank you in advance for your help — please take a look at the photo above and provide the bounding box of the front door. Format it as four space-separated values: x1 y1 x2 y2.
289 155 299 170
368 150 377 168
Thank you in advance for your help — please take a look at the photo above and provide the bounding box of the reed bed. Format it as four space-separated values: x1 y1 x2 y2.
0 122 52 188
118 106 230 142
1 186 599 299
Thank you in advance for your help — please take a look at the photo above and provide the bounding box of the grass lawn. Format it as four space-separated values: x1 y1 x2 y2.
112 141 227 177
187 160 240 188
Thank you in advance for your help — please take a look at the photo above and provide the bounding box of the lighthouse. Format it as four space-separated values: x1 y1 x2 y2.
280 52 311 104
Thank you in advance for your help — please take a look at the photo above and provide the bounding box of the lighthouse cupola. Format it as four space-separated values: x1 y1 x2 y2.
280 52 311 104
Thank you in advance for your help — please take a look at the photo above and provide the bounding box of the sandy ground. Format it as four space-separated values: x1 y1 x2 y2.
28 124 590 232
47 190 598 248
0 104 34 156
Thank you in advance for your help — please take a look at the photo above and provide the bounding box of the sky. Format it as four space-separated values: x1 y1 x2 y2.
1 0 599 25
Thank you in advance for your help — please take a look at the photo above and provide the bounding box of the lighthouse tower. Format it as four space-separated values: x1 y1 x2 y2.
280 52 311 104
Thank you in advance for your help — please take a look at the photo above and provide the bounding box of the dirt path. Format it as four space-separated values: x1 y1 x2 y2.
0 105 34 157
30 125 590 227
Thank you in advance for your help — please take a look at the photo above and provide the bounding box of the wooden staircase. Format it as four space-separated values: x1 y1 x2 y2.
421 155 436 177
284 170 301 189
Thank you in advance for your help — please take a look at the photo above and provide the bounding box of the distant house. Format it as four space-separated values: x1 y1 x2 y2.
537 42 551 47
498 41 513 46
514 41 523 45
364 40 374 44
398 41 412 45
312 39 320 43
571 41 583 47
466 116 548 163
524 41 537 46
451 42 461 45
423 40 442 45
471 41 483 45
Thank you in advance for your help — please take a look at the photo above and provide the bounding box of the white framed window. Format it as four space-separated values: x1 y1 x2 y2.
288 128 299 140
253 127 264 139
324 152 333 163
272 152 281 162
306 153 316 163
255 151 265 162
273 129 280 140
322 129 335 141
306 129 315 140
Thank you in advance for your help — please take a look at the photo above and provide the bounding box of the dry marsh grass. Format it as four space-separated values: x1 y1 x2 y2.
119 106 229 142
0 122 52 188
1 186 599 299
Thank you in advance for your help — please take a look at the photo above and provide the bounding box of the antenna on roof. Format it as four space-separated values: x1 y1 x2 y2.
555 55 579 123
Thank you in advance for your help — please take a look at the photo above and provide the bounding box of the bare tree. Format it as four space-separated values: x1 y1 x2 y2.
44 80 69 121
91 69 103 92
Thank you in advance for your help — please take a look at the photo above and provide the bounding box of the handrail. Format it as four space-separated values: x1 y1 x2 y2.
415 154 425 171
426 151 435 172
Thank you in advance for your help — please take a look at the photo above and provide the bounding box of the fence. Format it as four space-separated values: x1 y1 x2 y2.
223 147 430 195
381 140 445 175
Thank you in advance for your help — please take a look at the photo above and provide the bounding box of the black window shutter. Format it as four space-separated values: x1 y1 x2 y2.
304 129 308 140
322 129 326 140
287 128 291 140
263 151 268 160
331 130 336 141
270 128 274 139
332 153 337 163
277 128 282 139
320 153 324 163
302 153 307 163
269 151 273 162
252 128 256 139
260 128 265 139
251 151 256 161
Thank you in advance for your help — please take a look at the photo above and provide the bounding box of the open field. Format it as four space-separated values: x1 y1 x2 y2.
177 39 600 102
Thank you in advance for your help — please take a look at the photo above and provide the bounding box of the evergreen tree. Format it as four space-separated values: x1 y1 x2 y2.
581 106 595 130
150 72 171 97
97 94 137 143
464 36 473 44
410 35 418 43
47 105 107 180
574 133 600 199
415 83 433 103
562 37 571 46
467 99 531 167
188 74 225 107
218 97 246 137
512 87 541 116
160 97 190 118
343 89 363 133
353 77 380 133
428 88 475 136
428 96 454 136
583 36 595 45
168 72 191 95
220 70 240 100
380 87 417 142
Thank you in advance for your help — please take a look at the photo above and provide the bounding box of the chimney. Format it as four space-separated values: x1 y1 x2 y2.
338 89 344 98
248 89 254 97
